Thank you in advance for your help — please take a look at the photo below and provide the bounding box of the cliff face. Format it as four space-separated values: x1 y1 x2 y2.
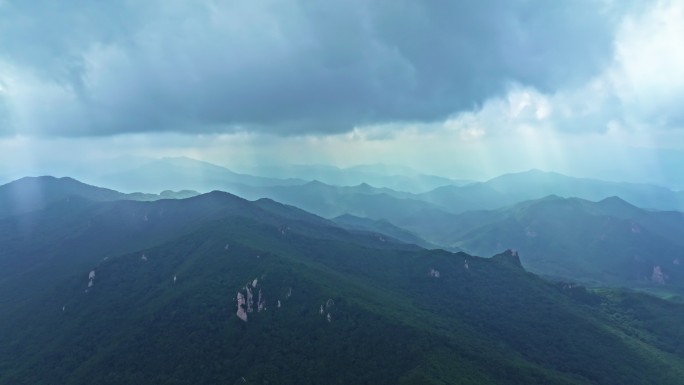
235 277 263 322
491 249 523 269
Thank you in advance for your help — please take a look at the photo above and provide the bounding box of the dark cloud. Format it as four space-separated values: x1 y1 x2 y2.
0 0 623 136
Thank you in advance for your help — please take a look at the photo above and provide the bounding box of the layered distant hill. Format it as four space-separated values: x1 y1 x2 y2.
2 177 684 384
418 169 684 213
91 157 307 193
6 170 684 298
430 195 684 298
78 158 684 216
240 163 473 193
90 157 473 194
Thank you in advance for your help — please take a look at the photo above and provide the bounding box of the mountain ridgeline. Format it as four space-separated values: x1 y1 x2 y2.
429 195 684 298
1 176 684 384
86 159 684 213
0 176 198 219
2 172 684 296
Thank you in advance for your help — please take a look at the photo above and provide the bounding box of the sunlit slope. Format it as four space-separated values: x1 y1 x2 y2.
0 176 126 218
0 176 197 219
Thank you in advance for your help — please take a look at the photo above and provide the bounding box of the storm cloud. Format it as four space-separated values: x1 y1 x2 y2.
0 0 624 136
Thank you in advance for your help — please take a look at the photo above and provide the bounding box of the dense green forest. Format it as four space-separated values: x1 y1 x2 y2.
1 187 684 384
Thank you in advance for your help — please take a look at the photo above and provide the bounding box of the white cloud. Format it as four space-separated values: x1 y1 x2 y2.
611 0 684 126
424 0 684 140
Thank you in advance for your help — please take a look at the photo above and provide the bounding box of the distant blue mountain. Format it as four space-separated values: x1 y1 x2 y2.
94 157 307 193
431 194 684 297
417 169 684 213
241 163 472 193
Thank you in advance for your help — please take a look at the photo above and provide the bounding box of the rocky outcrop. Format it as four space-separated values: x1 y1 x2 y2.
492 249 523 269
235 277 294 322
652 265 666 285
87 270 95 288
236 292 248 322
319 298 335 323
257 289 265 312
246 286 254 313
235 279 257 322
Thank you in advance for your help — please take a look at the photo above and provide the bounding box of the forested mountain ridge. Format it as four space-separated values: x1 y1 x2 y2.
433 195 684 298
1 180 684 384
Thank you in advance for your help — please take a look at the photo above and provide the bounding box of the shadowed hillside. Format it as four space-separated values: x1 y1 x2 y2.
1 179 684 384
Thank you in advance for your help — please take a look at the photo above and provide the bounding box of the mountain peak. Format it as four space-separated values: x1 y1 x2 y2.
595 195 641 215
304 180 329 188
354 182 375 190
490 169 568 181
13 175 59 183
598 195 632 206
491 249 524 269
0 176 127 218
190 190 246 203
4 175 119 192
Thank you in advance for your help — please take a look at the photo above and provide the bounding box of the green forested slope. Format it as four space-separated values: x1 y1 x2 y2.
430 195 684 296
1 191 683 384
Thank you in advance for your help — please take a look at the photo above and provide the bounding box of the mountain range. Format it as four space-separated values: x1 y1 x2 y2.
239 163 473 193
87 157 471 194
88 157 306 193
428 195 684 298
2 177 684 384
4 170 684 297
83 158 684 214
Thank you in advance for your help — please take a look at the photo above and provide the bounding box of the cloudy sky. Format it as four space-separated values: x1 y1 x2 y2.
1 0 684 186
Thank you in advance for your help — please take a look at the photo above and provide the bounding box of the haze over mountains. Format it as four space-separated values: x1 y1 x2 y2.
2 160 684 384
77 157 684 213
90 157 306 193
2 173 684 384
240 163 473 193
3 160 684 299
0 176 198 219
